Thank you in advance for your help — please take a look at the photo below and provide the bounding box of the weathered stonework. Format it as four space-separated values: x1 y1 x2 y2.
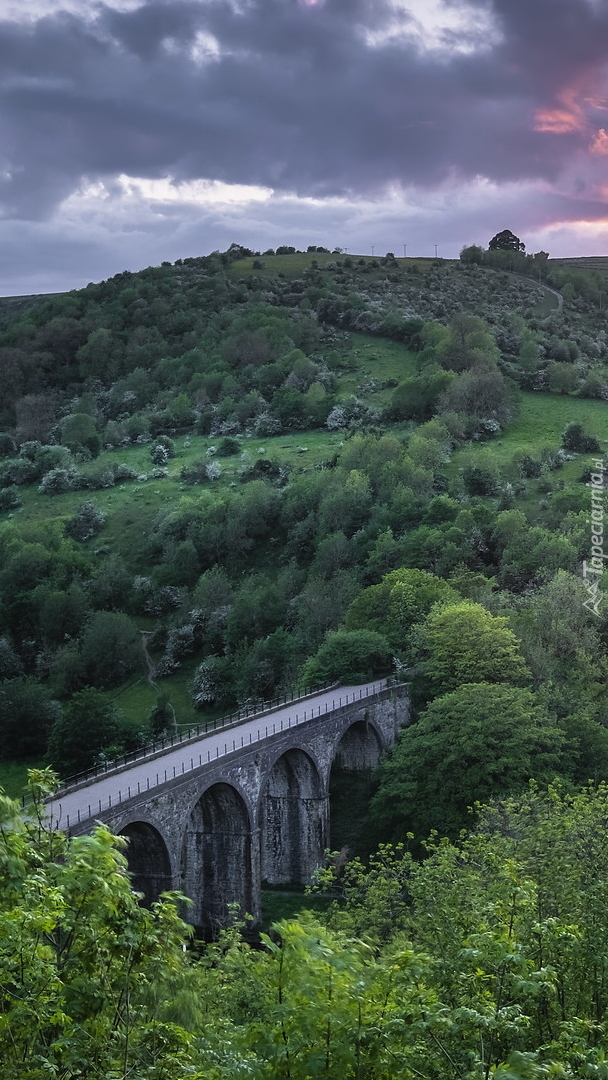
70 685 409 932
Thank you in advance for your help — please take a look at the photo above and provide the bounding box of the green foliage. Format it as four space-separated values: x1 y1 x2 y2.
80 610 143 688
438 365 512 433
371 682 563 839
0 677 60 759
60 411 101 457
0 483 22 511
6 772 608 1076
147 693 176 738
344 566 460 655
301 628 392 685
435 313 500 372
417 601 531 698
217 435 241 456
390 368 454 420
192 655 235 709
64 499 106 542
46 687 131 776
562 420 600 452
0 771 195 1078
315 784 608 1076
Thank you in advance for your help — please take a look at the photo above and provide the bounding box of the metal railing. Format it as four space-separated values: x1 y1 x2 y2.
47 680 396 830
49 680 344 797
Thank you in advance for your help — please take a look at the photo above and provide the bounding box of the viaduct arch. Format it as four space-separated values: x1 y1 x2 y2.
261 747 325 885
49 682 409 935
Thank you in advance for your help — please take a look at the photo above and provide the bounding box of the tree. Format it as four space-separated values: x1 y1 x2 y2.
488 229 525 251
38 584 90 646
0 678 60 759
147 693 176 738
60 412 101 458
64 500 106 542
46 687 130 776
317 784 608 1076
459 243 484 264
390 369 455 421
301 628 392 685
192 655 235 709
371 682 563 839
417 600 531 698
345 567 460 656
547 362 578 394
80 610 142 688
0 771 196 1077
562 421 600 452
438 366 512 431
436 313 500 372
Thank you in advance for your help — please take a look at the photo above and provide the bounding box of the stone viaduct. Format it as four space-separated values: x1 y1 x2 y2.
47 681 409 935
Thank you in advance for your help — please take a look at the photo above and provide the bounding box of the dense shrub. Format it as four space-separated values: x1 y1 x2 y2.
0 457 38 487
65 501 107 542
192 655 235 708
301 628 392 685
0 485 22 511
562 422 601 453
38 466 84 495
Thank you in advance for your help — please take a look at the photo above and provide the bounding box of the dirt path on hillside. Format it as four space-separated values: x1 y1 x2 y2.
140 630 157 687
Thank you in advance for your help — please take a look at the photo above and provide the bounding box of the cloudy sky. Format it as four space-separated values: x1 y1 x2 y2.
1 0 608 295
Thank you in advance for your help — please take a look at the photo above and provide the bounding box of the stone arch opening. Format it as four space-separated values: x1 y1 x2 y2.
180 783 253 935
329 719 383 853
261 748 327 885
119 821 172 907
333 719 383 773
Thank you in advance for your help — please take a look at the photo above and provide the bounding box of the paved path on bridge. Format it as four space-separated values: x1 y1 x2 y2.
47 680 386 830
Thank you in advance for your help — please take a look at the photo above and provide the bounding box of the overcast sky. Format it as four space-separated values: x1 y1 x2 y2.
1 0 608 295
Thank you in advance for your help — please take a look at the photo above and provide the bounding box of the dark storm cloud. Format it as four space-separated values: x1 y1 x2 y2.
1 0 607 221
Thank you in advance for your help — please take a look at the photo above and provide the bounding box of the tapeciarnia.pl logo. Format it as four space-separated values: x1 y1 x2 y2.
582 458 606 617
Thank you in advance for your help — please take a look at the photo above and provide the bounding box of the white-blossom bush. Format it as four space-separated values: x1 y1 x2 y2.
150 443 169 465
38 466 84 495
192 655 232 708
206 461 221 481
326 405 347 430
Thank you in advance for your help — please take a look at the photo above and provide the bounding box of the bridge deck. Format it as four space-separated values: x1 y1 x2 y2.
46 680 387 830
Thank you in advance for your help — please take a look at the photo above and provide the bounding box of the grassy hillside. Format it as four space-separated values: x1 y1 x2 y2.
0 244 607 805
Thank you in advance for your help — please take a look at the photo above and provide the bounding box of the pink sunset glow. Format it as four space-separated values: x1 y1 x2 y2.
1 0 608 293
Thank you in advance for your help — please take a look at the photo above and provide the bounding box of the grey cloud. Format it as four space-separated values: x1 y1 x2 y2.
0 0 607 222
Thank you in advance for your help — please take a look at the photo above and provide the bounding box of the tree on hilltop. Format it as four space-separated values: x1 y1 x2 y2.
488 229 525 252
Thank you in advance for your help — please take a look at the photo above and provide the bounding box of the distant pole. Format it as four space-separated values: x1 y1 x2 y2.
403 243 407 257
371 245 375 256
434 243 438 258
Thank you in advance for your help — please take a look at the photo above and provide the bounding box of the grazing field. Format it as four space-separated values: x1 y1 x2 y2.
0 760 43 799
468 391 607 465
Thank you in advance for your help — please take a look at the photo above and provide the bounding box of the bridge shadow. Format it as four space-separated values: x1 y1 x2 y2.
329 720 382 855
180 782 254 936
120 822 173 907
261 748 326 886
